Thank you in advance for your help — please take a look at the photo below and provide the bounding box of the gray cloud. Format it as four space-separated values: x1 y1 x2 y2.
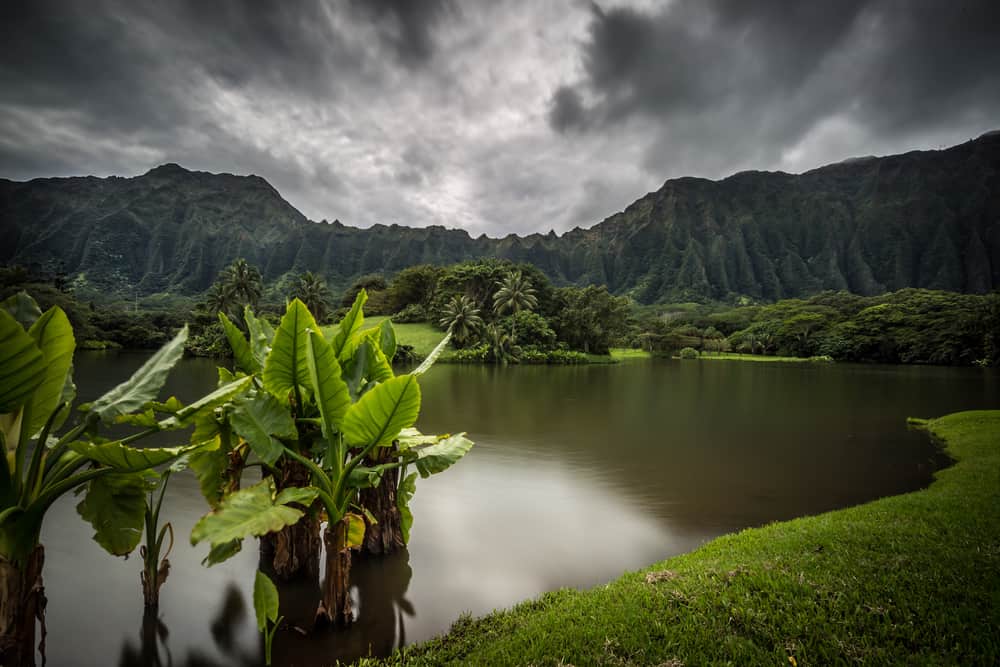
550 0 1000 178
1 1 998 238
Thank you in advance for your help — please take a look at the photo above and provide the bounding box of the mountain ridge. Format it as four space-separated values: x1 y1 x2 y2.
2 132 998 303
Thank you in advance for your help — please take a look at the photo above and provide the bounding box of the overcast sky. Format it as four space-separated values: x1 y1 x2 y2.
2 1 999 237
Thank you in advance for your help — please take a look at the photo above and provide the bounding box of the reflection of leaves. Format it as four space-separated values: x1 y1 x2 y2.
211 583 246 653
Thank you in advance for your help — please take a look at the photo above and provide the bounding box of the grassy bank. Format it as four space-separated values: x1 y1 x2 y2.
681 352 834 363
359 316 444 359
363 411 1000 665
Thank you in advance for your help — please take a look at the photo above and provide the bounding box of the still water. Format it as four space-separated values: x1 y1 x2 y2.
40 352 998 666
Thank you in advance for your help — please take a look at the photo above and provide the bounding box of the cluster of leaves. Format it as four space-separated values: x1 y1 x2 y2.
380 259 630 360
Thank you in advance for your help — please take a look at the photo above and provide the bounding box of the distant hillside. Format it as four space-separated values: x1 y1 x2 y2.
2 133 998 303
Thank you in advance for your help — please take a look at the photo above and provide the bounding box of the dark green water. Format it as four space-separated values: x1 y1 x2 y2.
40 352 998 666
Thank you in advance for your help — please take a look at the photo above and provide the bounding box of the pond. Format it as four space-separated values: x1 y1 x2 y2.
41 352 998 666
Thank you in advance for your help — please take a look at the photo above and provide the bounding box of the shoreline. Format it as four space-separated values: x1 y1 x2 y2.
360 410 1000 665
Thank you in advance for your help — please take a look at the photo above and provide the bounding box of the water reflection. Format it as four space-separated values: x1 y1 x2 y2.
39 352 997 666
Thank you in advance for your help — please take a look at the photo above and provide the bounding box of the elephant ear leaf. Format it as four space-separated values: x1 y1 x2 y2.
219 312 259 374
77 470 159 556
68 438 210 471
412 433 475 478
304 331 350 443
244 307 274 366
396 471 417 543
330 289 367 360
27 307 75 439
85 325 188 422
378 319 397 362
229 391 296 467
1 291 42 329
254 571 280 631
0 309 46 414
262 299 319 401
190 478 319 548
342 375 421 448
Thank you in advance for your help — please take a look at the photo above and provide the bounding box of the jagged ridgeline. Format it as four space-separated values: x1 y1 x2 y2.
2 132 998 302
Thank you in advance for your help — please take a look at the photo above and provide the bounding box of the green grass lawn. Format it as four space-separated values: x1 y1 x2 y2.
355 316 446 359
360 410 1000 666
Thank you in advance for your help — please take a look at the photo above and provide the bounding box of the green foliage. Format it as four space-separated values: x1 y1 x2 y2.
76 470 158 556
290 271 333 323
253 571 283 665
438 295 483 348
551 285 631 354
190 478 319 549
497 311 555 349
678 347 699 359
386 265 444 314
391 303 430 323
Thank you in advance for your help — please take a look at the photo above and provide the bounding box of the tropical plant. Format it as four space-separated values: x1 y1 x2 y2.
483 323 519 364
254 571 282 666
193 293 472 627
203 282 237 318
223 258 263 310
492 270 538 341
0 292 243 667
551 285 629 354
290 271 332 323
438 295 483 348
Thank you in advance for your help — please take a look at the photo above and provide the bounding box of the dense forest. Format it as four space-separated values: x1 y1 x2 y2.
4 259 997 367
3 132 998 304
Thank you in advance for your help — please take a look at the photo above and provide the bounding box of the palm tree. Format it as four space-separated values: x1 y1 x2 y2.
291 271 332 323
483 323 517 364
204 281 237 317
492 270 538 342
223 258 263 309
438 295 483 348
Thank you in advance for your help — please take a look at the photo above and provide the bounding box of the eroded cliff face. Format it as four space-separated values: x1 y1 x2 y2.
3 134 998 303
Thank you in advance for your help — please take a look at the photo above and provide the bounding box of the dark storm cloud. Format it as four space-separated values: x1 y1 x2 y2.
550 0 1000 176
2 1 998 237
349 0 456 64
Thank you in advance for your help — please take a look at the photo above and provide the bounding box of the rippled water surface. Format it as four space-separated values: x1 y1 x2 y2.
40 352 998 666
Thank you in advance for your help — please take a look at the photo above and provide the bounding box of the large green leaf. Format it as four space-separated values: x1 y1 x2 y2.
0 309 45 414
229 392 296 466
254 570 280 631
159 376 252 429
190 478 319 547
203 538 243 567
23 307 74 438
341 375 421 448
188 434 229 508
361 333 394 383
413 331 452 376
1 292 42 330
219 312 259 374
378 319 397 362
68 438 209 472
305 331 350 443
244 306 274 366
397 472 417 543
76 470 159 556
86 325 188 422
330 289 367 360
412 433 475 478
262 300 319 401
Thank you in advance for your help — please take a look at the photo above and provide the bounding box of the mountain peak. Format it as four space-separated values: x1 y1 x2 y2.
145 163 190 176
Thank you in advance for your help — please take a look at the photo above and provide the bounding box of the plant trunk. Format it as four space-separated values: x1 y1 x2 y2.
260 459 320 580
140 547 170 611
0 546 45 667
359 447 404 557
315 517 353 628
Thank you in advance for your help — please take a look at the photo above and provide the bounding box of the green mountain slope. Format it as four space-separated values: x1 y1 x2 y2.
2 133 998 303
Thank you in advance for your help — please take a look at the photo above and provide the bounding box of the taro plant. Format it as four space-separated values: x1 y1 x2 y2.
0 292 248 667
254 571 282 665
190 293 473 627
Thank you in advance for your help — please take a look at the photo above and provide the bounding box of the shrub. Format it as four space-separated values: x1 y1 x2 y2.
391 303 429 323
679 347 699 359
